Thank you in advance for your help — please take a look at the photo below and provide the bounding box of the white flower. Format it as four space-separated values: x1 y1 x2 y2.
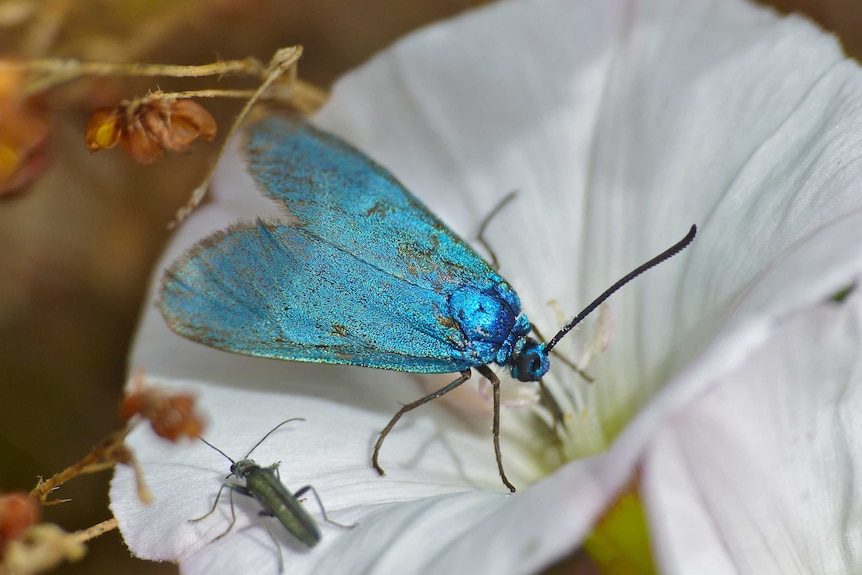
111 0 862 573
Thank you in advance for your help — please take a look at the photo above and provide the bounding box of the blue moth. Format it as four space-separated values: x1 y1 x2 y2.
160 114 696 492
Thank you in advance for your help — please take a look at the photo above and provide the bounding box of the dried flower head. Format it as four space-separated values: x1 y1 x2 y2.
86 92 216 164
0 493 40 559
120 373 206 441
0 61 50 197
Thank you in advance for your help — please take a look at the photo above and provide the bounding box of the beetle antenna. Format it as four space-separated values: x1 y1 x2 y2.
199 436 236 465
243 418 306 459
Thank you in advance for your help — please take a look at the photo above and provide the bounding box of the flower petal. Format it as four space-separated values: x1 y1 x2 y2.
644 288 862 574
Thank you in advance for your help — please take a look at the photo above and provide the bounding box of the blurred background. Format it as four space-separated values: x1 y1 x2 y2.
0 1 858 573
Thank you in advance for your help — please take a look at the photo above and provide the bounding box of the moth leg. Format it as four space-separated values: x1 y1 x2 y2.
295 485 356 529
477 365 516 493
537 378 566 432
373 369 472 477
549 349 594 382
476 191 517 271
529 321 585 430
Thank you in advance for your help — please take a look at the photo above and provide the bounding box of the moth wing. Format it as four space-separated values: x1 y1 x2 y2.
244 115 505 295
160 220 471 373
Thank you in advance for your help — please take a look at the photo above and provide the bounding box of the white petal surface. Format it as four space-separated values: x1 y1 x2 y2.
645 290 862 574
111 0 862 573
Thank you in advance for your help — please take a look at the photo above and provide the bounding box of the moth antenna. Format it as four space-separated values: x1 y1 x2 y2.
546 225 697 352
